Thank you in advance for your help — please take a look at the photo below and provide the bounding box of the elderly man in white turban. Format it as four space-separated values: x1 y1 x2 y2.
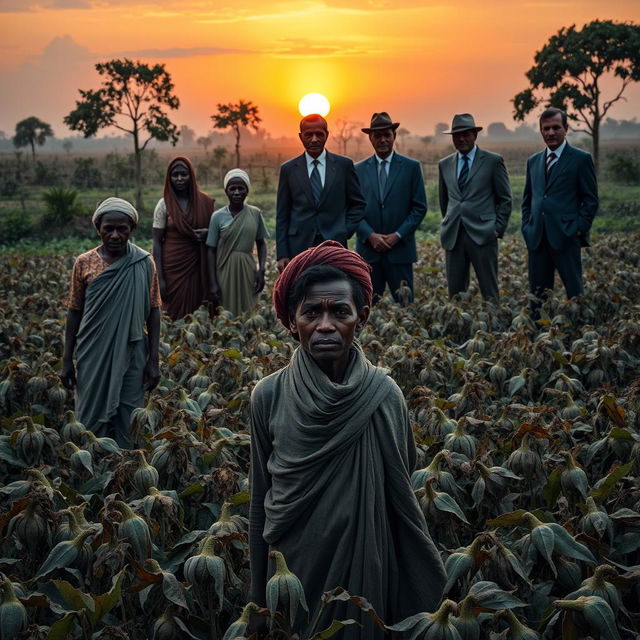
206 169 269 315
61 197 161 448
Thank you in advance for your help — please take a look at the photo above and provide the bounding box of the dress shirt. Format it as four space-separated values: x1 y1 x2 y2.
375 151 394 176
545 139 567 161
456 145 477 179
305 150 327 187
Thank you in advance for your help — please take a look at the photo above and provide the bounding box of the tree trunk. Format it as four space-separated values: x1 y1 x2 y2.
30 141 36 165
592 118 600 175
234 127 241 168
133 129 143 211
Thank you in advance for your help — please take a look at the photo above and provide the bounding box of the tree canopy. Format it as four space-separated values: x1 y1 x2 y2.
13 117 54 163
64 58 180 209
211 100 261 168
512 20 640 170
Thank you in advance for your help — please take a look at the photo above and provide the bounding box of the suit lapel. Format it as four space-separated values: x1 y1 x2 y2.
366 157 380 203
449 154 461 198
382 154 401 202
545 144 571 191
294 154 315 207
318 152 336 206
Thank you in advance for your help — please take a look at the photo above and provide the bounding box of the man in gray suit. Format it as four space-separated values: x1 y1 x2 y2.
276 114 366 273
439 113 512 300
355 112 427 304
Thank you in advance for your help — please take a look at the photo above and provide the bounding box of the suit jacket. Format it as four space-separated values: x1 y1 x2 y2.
355 153 427 264
276 151 366 260
521 143 599 251
439 147 512 251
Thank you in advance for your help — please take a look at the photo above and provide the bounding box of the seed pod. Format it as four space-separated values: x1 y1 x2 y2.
47 382 67 414
7 500 52 553
208 503 248 538
188 365 210 391
578 497 614 546
26 373 48 403
176 388 202 419
444 420 477 459
60 411 85 444
443 537 484 593
35 527 96 580
412 450 457 495
81 430 121 457
451 596 479 640
183 535 226 608
13 416 45 466
130 398 162 439
0 575 27 639
426 409 457 439
476 462 521 499
417 478 469 530
133 450 160 495
113 500 152 562
506 434 542 479
66 442 94 475
565 564 621 614
497 610 540 639
559 451 589 503
222 602 260 640
153 612 182 640
489 361 508 388
197 382 223 411
560 395 584 421
553 596 621 640
557 557 583 592
53 509 83 544
266 551 308 629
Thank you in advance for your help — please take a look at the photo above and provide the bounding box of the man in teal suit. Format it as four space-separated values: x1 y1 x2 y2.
355 112 427 304
521 108 599 313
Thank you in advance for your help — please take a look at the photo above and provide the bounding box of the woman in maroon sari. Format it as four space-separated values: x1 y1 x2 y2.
152 157 215 320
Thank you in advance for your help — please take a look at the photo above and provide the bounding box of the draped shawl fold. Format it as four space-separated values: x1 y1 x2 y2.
216 205 260 316
75 243 151 435
249 346 446 638
161 157 215 320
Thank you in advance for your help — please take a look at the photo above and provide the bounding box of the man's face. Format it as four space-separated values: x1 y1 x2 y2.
299 121 328 158
451 129 478 155
291 279 368 370
369 128 396 159
540 113 568 150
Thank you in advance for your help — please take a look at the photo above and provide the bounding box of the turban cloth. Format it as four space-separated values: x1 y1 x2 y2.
273 240 373 327
224 169 251 190
92 197 139 227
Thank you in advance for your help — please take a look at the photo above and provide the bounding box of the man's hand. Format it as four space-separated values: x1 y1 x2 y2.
255 270 265 294
381 233 400 248
159 278 168 300
277 258 290 273
368 233 391 252
61 360 76 390
143 360 160 391
194 228 208 243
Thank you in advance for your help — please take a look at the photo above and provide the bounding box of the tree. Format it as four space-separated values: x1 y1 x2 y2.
64 59 180 210
13 117 54 164
211 100 261 168
512 20 640 171
62 139 73 154
212 146 228 183
197 135 212 154
179 125 195 148
334 118 357 155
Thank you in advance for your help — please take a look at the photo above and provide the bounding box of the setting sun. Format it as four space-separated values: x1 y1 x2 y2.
298 93 331 118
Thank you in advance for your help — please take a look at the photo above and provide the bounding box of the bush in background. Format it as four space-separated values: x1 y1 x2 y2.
606 151 640 184
41 186 81 228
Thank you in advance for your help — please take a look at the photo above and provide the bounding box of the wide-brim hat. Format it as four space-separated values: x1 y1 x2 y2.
443 113 483 134
362 112 400 134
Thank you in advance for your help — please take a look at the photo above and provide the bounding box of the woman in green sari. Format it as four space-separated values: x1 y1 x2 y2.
61 197 161 448
206 169 268 315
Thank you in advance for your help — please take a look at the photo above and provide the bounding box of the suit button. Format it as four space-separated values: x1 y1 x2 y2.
381 204 385 209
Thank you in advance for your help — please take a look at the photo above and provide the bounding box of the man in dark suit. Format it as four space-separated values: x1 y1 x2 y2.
439 113 512 300
522 108 599 313
276 114 366 272
355 112 427 304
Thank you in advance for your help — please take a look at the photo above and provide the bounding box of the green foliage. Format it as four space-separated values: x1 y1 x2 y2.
606 151 640 184
0 209 33 243
211 99 261 167
33 160 60 186
41 186 80 228
71 158 102 189
512 20 640 169
13 116 54 163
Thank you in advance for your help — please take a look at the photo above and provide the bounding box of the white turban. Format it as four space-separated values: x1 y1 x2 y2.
92 197 139 227
223 169 251 190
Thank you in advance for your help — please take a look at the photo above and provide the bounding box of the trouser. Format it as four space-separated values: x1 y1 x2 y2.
370 259 414 305
445 228 499 300
528 230 583 315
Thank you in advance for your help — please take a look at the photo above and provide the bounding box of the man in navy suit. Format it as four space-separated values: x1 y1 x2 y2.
355 112 427 304
276 114 366 273
522 108 599 313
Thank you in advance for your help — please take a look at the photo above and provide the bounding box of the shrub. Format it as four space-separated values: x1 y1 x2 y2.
606 151 640 184
0 209 32 243
41 186 80 228
72 158 102 189
33 160 60 186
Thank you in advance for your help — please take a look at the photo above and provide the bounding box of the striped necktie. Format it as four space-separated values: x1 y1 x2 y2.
545 152 557 181
378 159 387 201
310 159 322 204
458 154 469 190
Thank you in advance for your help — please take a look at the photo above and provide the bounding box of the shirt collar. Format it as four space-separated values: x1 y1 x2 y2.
458 145 477 163
375 151 394 165
305 149 327 166
546 140 567 158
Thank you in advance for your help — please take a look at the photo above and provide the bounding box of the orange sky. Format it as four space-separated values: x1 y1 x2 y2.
1 0 639 140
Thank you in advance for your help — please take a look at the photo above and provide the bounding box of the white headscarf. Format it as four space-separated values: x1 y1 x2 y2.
223 169 251 190
92 197 139 227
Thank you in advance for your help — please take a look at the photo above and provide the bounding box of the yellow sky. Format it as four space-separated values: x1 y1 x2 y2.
1 0 639 139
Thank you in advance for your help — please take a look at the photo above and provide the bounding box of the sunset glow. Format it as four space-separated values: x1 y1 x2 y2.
298 93 331 118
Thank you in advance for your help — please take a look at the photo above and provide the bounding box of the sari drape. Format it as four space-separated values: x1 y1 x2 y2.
217 205 260 316
249 345 446 638
161 157 214 320
75 243 152 447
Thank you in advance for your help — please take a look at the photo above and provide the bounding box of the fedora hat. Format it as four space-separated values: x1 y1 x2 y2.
443 113 483 134
362 112 400 134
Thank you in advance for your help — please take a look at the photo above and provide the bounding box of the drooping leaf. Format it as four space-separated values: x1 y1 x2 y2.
309 619 361 639
589 462 633 502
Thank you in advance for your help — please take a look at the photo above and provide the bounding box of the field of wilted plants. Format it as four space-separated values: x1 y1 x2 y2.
1 234 639 639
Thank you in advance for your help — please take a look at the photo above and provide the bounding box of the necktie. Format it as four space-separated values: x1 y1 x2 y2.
458 154 469 190
310 159 322 204
546 152 557 181
379 159 387 201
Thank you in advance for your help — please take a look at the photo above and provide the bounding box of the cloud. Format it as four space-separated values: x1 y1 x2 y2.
115 46 251 59
267 37 381 58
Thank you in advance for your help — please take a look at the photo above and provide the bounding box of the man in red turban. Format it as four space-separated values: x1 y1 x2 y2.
247 240 445 638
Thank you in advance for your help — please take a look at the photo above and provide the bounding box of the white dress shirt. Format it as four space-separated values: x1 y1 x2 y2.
375 151 394 176
546 139 567 160
456 145 477 179
305 150 327 187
